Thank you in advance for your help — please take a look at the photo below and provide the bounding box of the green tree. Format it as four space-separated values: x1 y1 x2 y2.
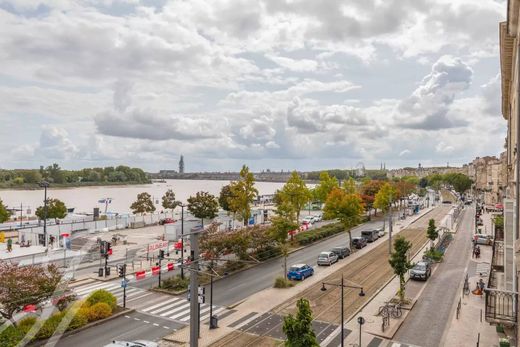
443 173 472 195
187 191 219 226
229 165 258 225
342 177 357 194
426 218 438 250
276 171 311 223
313 172 339 203
46 163 65 184
374 182 396 213
161 189 180 210
35 198 67 220
218 184 235 213
323 187 364 249
20 170 42 184
388 236 413 302
282 298 319 347
0 263 62 326
269 215 299 276
130 192 156 214
0 198 11 223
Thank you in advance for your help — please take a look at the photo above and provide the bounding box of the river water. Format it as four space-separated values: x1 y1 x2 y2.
0 180 286 215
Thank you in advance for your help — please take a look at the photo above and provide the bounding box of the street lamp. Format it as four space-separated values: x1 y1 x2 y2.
177 202 187 279
321 277 365 347
39 181 49 247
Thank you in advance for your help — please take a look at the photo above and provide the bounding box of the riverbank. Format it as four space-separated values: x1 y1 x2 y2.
0 181 152 191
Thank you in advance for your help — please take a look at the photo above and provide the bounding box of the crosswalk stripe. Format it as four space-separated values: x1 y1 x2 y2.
158 301 191 317
73 282 116 294
176 305 211 322
147 298 183 314
75 283 120 296
70 281 108 292
126 292 154 303
141 297 180 312
166 303 192 319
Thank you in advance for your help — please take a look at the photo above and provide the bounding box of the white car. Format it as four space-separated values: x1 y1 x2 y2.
312 214 322 223
302 216 315 224
104 341 158 347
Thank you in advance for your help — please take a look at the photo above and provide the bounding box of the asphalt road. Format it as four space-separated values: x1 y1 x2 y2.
393 205 474 347
55 311 183 347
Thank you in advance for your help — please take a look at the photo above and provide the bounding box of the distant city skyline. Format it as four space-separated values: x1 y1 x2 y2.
0 1 505 172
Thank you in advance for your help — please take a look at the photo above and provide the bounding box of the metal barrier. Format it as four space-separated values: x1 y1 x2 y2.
484 288 518 324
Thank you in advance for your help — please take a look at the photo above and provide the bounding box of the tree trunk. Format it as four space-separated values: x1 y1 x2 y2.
347 229 352 250
399 275 406 302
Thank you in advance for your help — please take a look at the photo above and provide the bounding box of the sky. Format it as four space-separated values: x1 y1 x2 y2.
0 0 507 172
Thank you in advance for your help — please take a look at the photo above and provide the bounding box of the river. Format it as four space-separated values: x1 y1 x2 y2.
0 180 287 215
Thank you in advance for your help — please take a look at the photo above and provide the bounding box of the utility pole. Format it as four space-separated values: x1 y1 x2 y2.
189 227 201 347
181 204 185 279
388 207 393 255
40 181 49 246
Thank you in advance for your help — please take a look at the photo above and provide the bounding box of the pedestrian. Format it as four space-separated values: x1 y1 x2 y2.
7 237 12 252
475 246 481 259
479 278 485 292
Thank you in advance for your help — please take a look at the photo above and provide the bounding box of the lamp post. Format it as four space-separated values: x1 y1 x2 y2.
321 277 365 347
178 202 186 279
40 181 49 247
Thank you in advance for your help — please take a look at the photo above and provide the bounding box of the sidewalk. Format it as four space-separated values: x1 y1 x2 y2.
442 210 501 347
159 206 438 346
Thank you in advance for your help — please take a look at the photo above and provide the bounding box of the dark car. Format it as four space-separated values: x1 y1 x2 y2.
330 246 350 259
352 237 367 249
410 261 432 281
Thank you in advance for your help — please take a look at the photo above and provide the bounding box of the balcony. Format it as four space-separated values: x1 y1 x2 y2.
484 288 517 325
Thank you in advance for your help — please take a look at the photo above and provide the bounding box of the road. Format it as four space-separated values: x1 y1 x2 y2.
393 205 474 347
55 311 183 347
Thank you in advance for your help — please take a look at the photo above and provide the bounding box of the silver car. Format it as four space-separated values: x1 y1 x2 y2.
317 251 338 266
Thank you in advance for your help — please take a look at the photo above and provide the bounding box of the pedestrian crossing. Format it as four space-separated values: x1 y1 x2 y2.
69 280 234 324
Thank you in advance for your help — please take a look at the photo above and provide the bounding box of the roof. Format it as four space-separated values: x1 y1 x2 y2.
290 263 306 268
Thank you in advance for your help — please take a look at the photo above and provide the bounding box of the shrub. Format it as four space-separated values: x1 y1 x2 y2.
86 302 112 322
160 275 190 291
224 260 246 273
68 308 89 330
0 326 24 347
18 316 37 333
424 248 443 262
86 289 117 311
274 276 294 288
35 312 66 340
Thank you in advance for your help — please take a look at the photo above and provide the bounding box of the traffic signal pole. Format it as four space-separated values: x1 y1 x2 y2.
123 265 127 308
189 230 200 347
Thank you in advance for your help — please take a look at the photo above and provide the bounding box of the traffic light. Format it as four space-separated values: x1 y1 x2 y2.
107 242 112 254
100 241 107 255
159 250 165 260
117 264 126 278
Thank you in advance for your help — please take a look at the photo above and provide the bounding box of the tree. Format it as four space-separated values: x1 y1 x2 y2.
0 198 11 223
388 236 413 302
187 191 219 226
342 177 357 194
162 189 180 210
228 165 258 225
35 198 67 220
313 172 339 203
443 173 472 195
282 298 319 347
130 192 156 214
0 262 62 326
218 184 235 213
426 218 438 250
269 214 299 276
374 182 397 213
276 171 311 223
361 180 385 216
418 177 428 188
323 187 364 249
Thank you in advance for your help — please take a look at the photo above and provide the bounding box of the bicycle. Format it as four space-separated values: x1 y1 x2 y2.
378 302 402 319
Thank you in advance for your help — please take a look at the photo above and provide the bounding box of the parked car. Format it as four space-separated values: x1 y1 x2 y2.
473 234 493 245
330 246 350 259
159 218 176 225
317 251 339 266
352 236 367 249
375 227 386 237
410 261 432 281
312 214 323 223
287 264 314 281
302 216 315 225
361 230 379 242
104 341 158 347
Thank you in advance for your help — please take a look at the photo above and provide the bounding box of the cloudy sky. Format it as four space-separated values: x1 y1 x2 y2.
0 0 507 172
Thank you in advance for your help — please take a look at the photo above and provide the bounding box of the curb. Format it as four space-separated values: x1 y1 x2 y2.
28 308 135 346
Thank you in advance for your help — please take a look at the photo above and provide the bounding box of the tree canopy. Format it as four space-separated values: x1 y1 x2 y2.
313 171 339 203
275 171 311 223
35 198 67 220
0 199 11 223
161 189 180 210
283 298 319 347
228 165 258 224
218 184 235 213
130 192 156 214
426 218 438 249
187 191 219 224
0 263 62 325
374 182 397 213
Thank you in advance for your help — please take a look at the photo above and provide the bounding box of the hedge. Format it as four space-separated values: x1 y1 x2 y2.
86 303 112 322
295 223 345 245
86 289 117 311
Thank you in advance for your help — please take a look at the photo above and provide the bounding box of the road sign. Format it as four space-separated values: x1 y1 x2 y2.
121 279 128 288
198 287 205 295
198 295 205 304
357 316 365 325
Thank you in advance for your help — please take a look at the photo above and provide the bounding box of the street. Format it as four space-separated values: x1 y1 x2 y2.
55 311 184 347
393 205 474 346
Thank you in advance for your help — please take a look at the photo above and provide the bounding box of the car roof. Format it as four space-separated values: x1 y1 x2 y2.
415 261 428 266
290 264 306 268
319 251 332 255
